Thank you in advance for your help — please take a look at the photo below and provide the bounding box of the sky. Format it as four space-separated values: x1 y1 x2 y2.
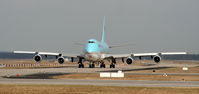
0 0 198 54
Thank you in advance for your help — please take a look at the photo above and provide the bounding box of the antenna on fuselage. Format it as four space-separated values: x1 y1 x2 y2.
101 16 106 43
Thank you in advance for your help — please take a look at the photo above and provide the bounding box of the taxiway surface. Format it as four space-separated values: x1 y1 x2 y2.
0 78 199 87
0 60 198 87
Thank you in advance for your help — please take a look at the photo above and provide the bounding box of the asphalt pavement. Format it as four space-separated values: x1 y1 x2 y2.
0 78 199 87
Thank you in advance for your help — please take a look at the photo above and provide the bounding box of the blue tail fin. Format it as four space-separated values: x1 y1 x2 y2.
101 16 106 43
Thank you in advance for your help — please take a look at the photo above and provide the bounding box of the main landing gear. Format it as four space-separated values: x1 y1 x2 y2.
78 63 84 68
110 58 116 68
77 58 116 68
100 62 106 68
110 64 115 68
78 58 84 68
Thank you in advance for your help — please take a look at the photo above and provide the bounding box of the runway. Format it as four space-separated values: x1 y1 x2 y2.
0 61 198 77
0 78 199 87
0 60 198 87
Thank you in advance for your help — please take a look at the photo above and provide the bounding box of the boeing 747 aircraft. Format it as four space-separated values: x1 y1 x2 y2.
14 17 187 68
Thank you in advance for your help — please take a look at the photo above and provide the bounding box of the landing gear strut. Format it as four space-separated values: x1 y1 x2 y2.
78 58 84 68
110 58 116 68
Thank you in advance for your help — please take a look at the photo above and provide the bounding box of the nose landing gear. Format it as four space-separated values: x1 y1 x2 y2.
89 63 95 68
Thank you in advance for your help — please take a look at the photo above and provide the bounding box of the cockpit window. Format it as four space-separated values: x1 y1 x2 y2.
88 41 95 43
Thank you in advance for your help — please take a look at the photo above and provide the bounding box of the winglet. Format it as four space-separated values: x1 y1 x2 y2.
101 16 106 43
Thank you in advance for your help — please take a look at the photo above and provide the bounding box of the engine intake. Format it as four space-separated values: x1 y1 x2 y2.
153 55 161 63
33 54 42 62
126 57 134 65
57 57 65 64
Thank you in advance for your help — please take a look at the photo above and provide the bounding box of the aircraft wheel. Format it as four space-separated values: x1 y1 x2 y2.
92 64 95 68
78 64 84 68
110 65 113 68
100 64 106 68
110 64 115 68
100 64 103 68
89 64 92 68
102 64 106 68
89 64 95 68
112 64 115 68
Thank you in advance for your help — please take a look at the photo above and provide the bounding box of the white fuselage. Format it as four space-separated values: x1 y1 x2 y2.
83 39 108 62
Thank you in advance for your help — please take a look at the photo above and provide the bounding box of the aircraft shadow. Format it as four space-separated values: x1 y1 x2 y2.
3 73 71 79
18 66 77 69
98 67 174 72
141 64 158 66
3 67 174 79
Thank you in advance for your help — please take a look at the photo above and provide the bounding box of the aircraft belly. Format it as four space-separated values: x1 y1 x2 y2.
84 53 104 61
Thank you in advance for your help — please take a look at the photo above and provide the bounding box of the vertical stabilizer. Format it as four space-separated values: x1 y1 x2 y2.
101 16 106 43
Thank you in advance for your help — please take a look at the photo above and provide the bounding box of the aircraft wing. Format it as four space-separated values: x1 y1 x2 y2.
133 52 187 57
106 52 187 58
105 54 132 58
13 51 80 58
14 51 60 55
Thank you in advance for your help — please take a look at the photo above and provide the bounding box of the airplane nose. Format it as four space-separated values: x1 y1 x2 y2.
86 48 93 53
85 44 98 53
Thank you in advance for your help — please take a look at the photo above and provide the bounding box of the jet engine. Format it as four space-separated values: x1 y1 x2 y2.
153 55 161 63
57 57 65 64
126 57 134 65
33 54 42 62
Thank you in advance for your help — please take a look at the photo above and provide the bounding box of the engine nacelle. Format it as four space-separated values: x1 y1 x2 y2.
57 57 65 64
126 57 134 65
153 55 161 63
33 54 42 62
